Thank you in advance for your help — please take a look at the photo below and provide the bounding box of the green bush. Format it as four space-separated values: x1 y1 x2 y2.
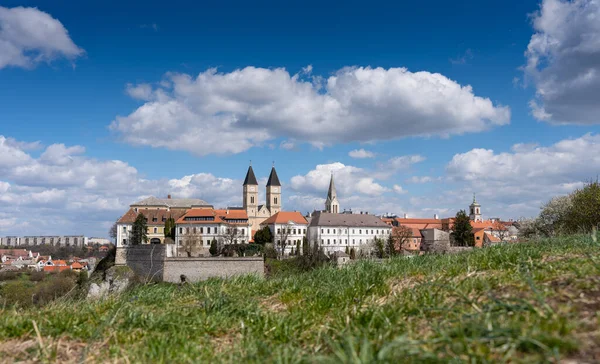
0 270 23 281
29 271 45 282
33 273 77 306
0 280 36 308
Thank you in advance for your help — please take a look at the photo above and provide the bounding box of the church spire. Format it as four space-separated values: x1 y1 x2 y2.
243 164 258 186
325 173 340 213
266 166 281 187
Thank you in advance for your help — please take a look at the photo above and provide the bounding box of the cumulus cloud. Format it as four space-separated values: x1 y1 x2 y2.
125 83 154 101
525 0 600 124
406 176 433 184
393 184 407 194
445 133 600 216
111 66 510 156
0 135 241 237
349 149 375 158
0 6 83 69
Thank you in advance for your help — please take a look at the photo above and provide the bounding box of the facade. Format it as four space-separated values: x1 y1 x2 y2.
308 212 391 253
1 236 87 247
175 208 252 255
325 174 340 214
116 195 212 247
260 211 308 254
242 165 281 233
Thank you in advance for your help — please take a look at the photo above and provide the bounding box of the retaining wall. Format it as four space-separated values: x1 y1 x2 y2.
115 245 165 282
163 257 264 283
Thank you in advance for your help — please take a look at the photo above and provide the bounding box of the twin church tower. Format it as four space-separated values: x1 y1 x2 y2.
242 165 281 232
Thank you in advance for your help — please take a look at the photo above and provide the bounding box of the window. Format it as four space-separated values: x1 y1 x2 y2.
345 239 348 244
152 217 158 222
242 229 245 235
377 230 379 234
333 229 336 234
122 226 126 232
186 228 190 234
200 227 204 234
179 227 182 234
251 196 255 203
321 239 324 244
327 229 330 234
333 239 336 244
278 228 281 234
274 197 278 204
304 229 306 234
153 227 157 233
207 227 211 234
293 229 296 234
321 229 323 233
345 229 347 234
327 239 330 244
360 239 362 244
359 230 362 234
371 230 374 234
122 239 127 245
193 227 197 234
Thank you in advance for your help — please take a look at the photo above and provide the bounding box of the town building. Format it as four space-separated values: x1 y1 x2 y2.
260 211 308 255
307 211 391 254
469 194 482 222
3 235 88 247
116 195 212 246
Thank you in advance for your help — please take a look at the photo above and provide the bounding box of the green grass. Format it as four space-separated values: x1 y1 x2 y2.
1 235 599 363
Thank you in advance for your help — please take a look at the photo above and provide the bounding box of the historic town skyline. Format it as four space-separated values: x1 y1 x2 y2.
1 0 599 238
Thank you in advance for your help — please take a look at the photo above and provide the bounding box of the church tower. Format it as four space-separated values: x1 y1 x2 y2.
325 173 340 214
266 166 281 214
243 164 258 217
469 194 482 222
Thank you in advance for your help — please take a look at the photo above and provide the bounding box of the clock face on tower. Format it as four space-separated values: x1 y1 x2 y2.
249 186 255 192
273 187 279 192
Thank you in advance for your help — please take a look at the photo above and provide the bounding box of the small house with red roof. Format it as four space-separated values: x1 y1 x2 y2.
260 211 308 254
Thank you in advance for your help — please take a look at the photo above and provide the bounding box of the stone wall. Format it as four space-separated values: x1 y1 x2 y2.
420 228 451 253
163 257 264 283
116 245 165 282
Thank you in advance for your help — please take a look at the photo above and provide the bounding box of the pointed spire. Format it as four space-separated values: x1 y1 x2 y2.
473 193 476 203
266 166 281 187
327 173 337 201
243 165 258 186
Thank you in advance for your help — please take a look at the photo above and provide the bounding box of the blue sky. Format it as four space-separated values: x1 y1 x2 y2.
1 0 599 237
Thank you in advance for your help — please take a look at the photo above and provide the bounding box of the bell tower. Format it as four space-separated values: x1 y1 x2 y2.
469 194 482 222
266 165 281 214
243 164 258 217
325 173 340 213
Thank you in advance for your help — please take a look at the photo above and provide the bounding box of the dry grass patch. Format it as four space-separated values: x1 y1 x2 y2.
259 295 288 313
0 337 108 364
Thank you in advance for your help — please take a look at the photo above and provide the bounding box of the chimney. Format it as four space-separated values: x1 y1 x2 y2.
226 209 229 215
434 214 439 219
167 194 171 199
404 213 408 219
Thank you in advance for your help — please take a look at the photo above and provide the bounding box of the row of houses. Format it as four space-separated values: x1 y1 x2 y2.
0 249 97 273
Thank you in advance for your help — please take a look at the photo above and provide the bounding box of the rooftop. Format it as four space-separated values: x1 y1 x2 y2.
309 212 389 228
131 196 212 208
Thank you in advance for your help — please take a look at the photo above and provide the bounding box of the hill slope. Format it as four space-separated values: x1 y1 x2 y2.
1 236 599 363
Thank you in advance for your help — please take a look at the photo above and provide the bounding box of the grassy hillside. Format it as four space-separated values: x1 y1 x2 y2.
1 235 599 363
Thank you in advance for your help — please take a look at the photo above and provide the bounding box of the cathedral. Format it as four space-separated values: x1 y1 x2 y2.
242 165 281 233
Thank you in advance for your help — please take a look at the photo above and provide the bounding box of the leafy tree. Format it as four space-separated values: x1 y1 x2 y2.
131 214 148 245
564 180 600 233
302 237 309 256
452 210 474 246
254 226 273 245
345 246 349 255
164 217 176 240
296 240 301 256
209 239 219 256
538 195 573 236
385 233 396 257
372 237 386 258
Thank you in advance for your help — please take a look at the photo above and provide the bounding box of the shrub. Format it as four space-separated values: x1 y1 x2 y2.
0 270 23 281
209 240 219 257
0 280 36 308
29 271 46 282
34 274 77 306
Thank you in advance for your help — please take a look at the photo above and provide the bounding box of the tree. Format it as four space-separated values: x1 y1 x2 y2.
209 239 219 256
131 214 148 245
372 237 386 258
563 180 600 233
254 226 273 245
276 224 291 258
295 240 301 256
220 224 245 246
392 225 413 253
302 237 309 256
345 246 349 255
108 222 118 244
349 247 356 260
181 230 202 257
538 195 573 236
452 210 474 247
493 221 510 241
164 217 176 240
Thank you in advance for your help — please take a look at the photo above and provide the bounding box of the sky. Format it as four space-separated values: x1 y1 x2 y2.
1 0 599 238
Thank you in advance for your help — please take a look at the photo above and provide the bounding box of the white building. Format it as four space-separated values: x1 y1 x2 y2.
175 208 252 254
88 237 112 246
307 212 391 254
1 236 88 247
260 211 308 255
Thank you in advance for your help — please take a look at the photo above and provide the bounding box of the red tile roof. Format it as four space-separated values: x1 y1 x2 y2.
484 233 501 243
117 208 188 225
261 212 308 225
0 249 29 257
177 209 249 225
71 262 84 269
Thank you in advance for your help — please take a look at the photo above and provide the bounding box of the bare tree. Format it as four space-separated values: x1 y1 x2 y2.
220 224 244 246
392 225 413 254
181 230 203 257
493 221 510 241
108 222 118 244
276 224 291 258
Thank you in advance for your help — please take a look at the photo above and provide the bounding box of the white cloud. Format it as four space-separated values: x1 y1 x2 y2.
393 184 407 194
111 66 510 156
125 83 154 101
406 176 433 184
525 0 600 124
444 133 600 216
0 6 83 69
349 148 375 158
280 140 296 150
